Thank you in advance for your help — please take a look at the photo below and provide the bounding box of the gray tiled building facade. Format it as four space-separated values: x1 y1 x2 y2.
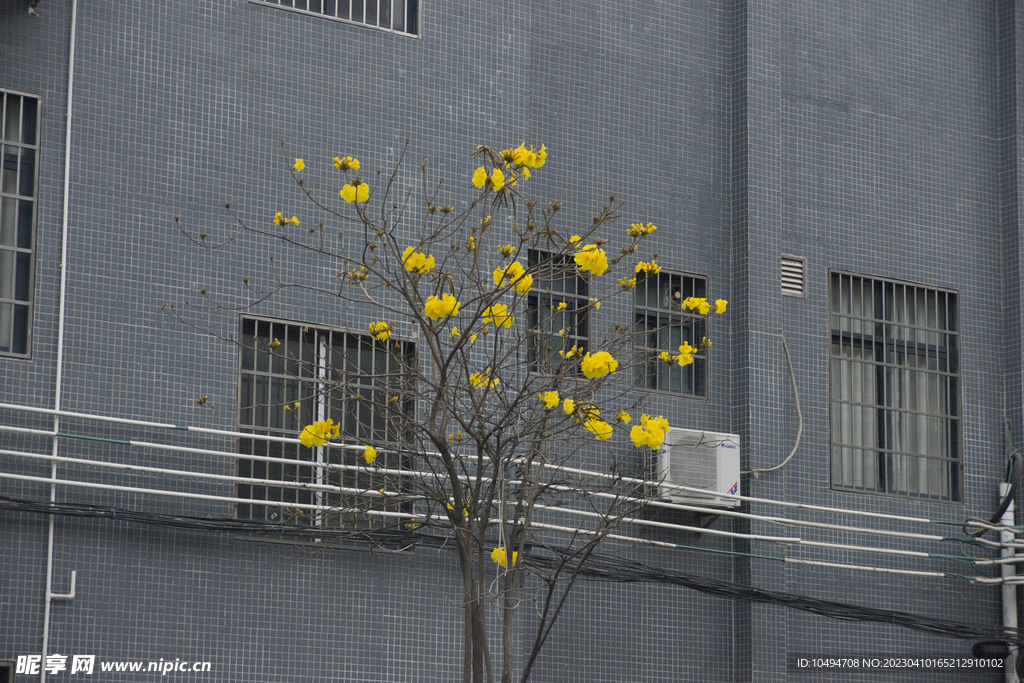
2 0 1023 681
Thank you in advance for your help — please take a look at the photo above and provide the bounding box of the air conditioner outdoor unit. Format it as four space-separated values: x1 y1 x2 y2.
655 428 741 509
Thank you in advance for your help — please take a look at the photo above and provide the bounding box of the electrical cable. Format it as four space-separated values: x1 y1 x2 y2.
744 333 802 477
2 493 1018 642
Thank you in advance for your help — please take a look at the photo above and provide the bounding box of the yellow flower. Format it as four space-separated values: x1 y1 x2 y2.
589 297 601 310
629 414 670 450
491 546 518 567
580 351 618 379
287 216 300 226
363 446 377 464
573 244 608 276
513 274 532 294
491 168 505 191
368 322 390 342
273 212 285 226
293 159 305 173
450 327 460 339
482 304 514 328
659 351 673 363
618 276 637 290
299 419 340 448
472 167 488 188
569 235 581 245
498 244 514 258
446 502 470 518
702 336 712 349
424 294 460 320
616 410 631 423
555 302 567 311
715 299 728 314
334 156 360 171
493 261 525 286
559 344 581 359
539 391 560 409
635 260 661 275
492 262 532 294
676 341 696 367
470 369 499 389
402 246 436 274
563 399 575 415
470 334 477 343
268 338 282 349
584 419 613 441
627 222 657 237
683 297 711 315
510 143 547 169
341 182 370 203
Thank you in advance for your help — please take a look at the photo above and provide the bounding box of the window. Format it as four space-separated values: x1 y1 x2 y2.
0 91 39 357
829 272 961 501
526 250 590 372
252 0 419 36
237 317 416 525
633 271 708 397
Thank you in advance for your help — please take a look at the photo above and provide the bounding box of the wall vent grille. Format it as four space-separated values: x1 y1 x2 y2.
781 255 806 297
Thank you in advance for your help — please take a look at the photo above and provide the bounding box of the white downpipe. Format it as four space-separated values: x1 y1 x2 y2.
41 0 79 679
1001 482 1018 683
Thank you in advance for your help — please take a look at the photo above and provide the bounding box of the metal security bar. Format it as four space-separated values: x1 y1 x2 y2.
253 0 419 36
526 251 590 373
829 272 961 501
238 317 416 525
633 271 708 397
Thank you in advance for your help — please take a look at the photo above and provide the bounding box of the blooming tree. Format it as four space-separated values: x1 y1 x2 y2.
173 142 726 683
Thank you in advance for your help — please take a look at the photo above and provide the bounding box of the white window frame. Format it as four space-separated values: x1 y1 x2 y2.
0 89 40 358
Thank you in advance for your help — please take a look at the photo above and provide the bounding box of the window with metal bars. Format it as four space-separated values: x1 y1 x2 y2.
829 272 961 501
633 271 708 397
526 250 590 373
0 91 39 358
237 317 416 525
251 0 419 36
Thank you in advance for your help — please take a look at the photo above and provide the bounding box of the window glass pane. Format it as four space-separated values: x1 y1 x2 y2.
15 164 32 208
3 96 20 143
17 200 30 249
0 198 14 247
0 250 13 299
2 148 17 195
21 97 36 145
392 0 404 32
15 251 30 301
0 302 11 352
378 0 391 29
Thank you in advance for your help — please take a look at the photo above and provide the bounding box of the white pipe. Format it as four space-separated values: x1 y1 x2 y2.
41 0 79 679
5 439 966 557
507 480 946 542
48 571 76 600
513 460 936 525
0 448 401 498
784 558 947 578
1001 482 1019 683
1 402 973 527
